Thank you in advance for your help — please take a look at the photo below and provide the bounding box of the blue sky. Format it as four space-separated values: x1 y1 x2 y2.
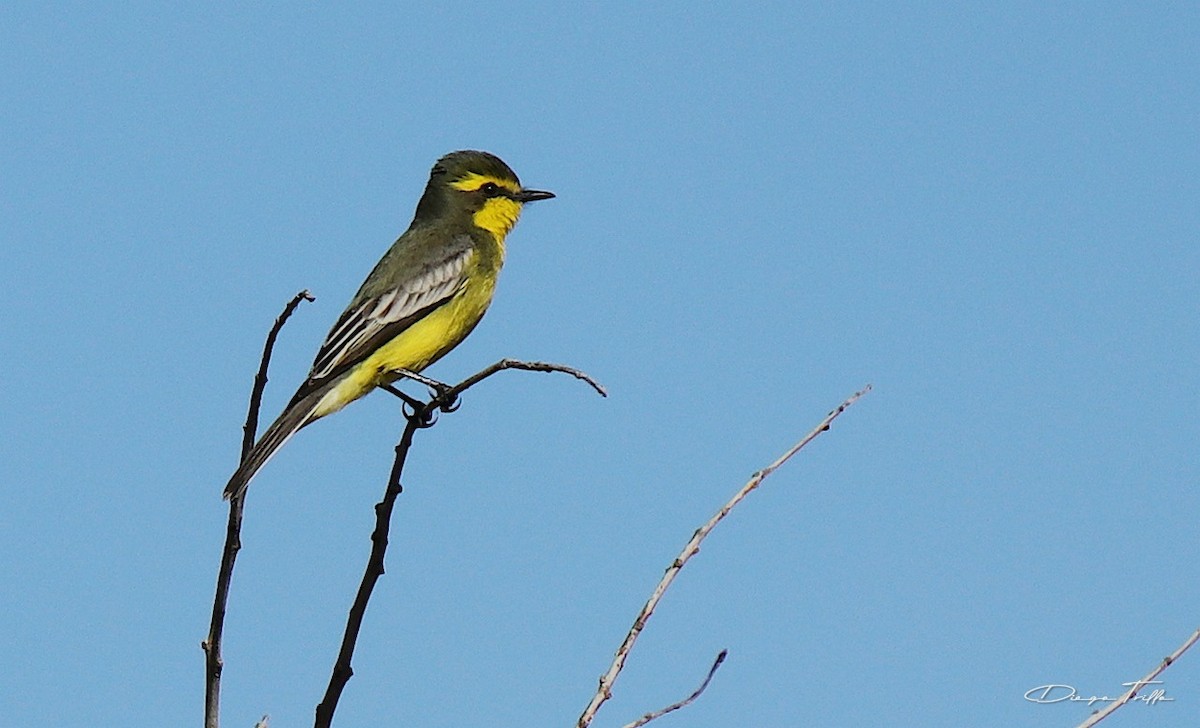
2 3 1197 727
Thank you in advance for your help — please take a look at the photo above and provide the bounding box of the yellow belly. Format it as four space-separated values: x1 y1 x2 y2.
312 273 497 418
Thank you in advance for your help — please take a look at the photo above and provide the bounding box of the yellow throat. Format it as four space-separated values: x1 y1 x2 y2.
450 172 525 242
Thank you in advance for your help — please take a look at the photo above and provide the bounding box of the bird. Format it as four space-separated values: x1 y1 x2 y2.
223 150 554 500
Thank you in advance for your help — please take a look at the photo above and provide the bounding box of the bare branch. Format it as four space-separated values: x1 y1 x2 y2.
434 358 608 405
314 359 605 728
1075 627 1200 728
314 411 422 728
621 650 727 728
241 290 316 456
204 289 313 728
576 385 872 728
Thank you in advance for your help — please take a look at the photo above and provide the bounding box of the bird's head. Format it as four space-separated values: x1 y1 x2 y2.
414 150 554 239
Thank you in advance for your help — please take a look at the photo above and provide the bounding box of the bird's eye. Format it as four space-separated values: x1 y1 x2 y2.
480 182 500 195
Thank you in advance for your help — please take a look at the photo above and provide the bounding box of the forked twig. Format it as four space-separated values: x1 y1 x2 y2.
204 289 314 728
314 359 605 728
621 650 727 728
438 358 607 403
576 385 872 728
1075 627 1200 728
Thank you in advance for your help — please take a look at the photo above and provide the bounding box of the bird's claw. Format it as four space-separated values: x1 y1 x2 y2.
438 391 462 413
403 401 439 428
388 378 457 423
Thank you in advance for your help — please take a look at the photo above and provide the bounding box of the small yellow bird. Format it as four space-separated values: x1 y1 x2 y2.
224 150 554 499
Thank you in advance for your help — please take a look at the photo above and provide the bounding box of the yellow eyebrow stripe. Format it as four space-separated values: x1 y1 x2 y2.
449 172 520 194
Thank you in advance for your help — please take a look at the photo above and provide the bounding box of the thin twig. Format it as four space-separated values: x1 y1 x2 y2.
434 358 608 404
241 290 316 456
621 650 728 728
203 290 313 728
576 385 872 728
314 412 422 728
314 358 605 728
1075 627 1200 728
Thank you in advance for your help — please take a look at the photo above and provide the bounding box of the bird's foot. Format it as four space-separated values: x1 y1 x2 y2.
382 383 438 427
393 369 460 413
432 385 461 413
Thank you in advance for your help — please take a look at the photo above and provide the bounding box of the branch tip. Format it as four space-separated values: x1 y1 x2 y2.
576 387 870 728
207 290 315 728
619 649 731 728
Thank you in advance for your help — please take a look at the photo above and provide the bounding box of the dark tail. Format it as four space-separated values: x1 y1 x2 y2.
223 389 326 500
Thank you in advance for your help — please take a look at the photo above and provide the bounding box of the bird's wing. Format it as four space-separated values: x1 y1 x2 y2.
303 240 474 387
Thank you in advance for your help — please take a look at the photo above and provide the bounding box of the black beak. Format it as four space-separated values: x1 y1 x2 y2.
512 188 555 203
